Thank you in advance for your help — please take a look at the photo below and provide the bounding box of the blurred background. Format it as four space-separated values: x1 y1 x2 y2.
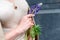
27 0 60 40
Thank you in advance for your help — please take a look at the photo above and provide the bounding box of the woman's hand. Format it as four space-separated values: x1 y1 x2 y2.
5 14 35 40
16 14 35 34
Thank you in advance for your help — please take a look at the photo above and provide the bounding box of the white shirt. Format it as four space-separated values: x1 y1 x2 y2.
0 0 29 40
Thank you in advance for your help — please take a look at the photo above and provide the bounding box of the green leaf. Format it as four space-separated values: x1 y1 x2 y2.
30 25 41 38
34 25 41 35
30 27 35 38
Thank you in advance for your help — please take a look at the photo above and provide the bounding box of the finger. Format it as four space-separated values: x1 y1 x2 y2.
26 14 35 18
27 19 34 25
30 21 34 25
28 18 33 21
28 19 34 25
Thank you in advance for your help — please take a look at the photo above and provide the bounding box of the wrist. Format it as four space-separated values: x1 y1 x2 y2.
15 26 25 35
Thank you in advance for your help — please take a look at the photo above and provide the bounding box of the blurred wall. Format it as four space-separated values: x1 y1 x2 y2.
27 0 60 40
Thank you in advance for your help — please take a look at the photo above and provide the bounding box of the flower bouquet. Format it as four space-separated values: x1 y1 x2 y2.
25 3 43 40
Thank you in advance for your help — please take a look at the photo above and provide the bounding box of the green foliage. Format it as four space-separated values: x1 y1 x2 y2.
30 25 41 38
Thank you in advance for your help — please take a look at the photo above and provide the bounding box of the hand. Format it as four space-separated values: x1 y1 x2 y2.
16 14 35 34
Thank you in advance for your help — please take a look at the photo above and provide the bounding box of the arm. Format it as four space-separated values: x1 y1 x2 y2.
5 27 24 40
5 14 34 40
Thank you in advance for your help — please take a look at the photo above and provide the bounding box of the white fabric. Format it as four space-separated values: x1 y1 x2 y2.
0 0 29 40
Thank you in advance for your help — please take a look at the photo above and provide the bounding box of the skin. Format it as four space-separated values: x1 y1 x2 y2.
5 14 34 40
0 0 34 40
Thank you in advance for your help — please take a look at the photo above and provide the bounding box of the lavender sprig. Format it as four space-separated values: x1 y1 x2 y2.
28 3 42 38
25 3 43 40
28 3 43 14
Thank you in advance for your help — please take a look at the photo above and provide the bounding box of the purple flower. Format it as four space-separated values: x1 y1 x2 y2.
28 3 43 14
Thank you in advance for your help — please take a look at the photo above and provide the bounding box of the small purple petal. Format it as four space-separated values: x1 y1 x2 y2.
28 3 42 14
